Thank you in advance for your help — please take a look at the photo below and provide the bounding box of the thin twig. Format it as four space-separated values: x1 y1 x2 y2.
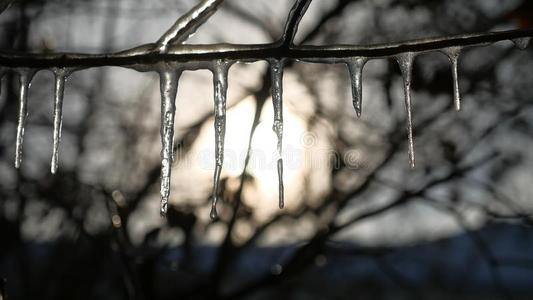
156 0 225 52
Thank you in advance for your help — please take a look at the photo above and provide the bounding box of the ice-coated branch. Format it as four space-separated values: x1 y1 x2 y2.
1 29 532 69
156 0 225 52
280 0 312 47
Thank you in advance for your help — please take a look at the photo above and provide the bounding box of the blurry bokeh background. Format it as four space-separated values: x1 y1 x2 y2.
1 0 533 299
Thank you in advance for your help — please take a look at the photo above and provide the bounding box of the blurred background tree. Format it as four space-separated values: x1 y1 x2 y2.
1 0 533 299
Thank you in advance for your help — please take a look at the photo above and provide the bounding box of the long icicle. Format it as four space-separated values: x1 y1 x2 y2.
14 70 35 169
346 57 367 117
443 47 462 111
51 69 69 174
159 68 180 217
396 53 416 168
210 60 229 220
270 59 285 209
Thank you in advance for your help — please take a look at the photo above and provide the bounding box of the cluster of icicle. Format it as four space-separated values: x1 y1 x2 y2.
154 57 287 219
2 67 71 174
3 23 531 220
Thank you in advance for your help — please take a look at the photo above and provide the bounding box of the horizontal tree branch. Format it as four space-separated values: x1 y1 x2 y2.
0 29 532 69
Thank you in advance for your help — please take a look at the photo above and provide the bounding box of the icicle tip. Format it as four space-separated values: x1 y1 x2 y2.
277 158 284 209
210 200 218 220
160 200 168 217
409 157 416 169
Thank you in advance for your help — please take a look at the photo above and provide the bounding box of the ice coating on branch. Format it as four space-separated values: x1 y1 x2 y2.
51 69 69 174
443 47 462 111
346 57 367 118
210 60 229 220
270 59 285 209
395 53 416 169
512 37 531 50
281 0 312 47
14 70 35 169
159 69 180 217
156 0 224 52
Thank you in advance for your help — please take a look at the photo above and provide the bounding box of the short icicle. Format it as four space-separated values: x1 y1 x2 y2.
443 47 462 111
211 59 230 220
346 57 367 117
396 53 416 168
51 68 69 174
14 70 35 169
270 59 285 209
159 68 181 217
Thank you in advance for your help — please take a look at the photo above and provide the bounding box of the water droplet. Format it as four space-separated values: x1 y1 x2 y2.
210 201 218 220
270 264 283 275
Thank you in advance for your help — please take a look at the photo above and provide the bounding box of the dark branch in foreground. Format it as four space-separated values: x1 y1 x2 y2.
0 29 532 69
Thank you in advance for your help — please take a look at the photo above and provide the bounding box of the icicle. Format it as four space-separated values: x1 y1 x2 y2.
270 59 285 209
159 68 181 217
395 53 416 168
14 69 35 169
210 60 229 220
50 69 69 174
512 37 531 50
346 57 367 117
443 47 462 111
